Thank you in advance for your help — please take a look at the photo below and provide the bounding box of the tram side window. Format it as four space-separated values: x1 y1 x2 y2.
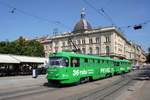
116 62 120 66
114 62 120 66
104 60 106 64
84 58 88 63
106 61 108 64
71 57 80 67
62 58 69 67
93 59 95 63
98 60 100 63
101 60 104 64
113 62 115 66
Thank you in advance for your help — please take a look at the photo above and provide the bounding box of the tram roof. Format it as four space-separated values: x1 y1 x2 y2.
51 52 113 60
113 59 130 62
0 54 48 64
50 52 130 62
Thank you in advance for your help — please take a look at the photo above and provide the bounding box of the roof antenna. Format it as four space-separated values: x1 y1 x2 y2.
81 8 86 19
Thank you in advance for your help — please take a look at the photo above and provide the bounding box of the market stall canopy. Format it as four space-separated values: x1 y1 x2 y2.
0 54 48 64
0 54 20 64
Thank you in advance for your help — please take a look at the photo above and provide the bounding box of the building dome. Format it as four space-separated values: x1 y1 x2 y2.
73 8 92 33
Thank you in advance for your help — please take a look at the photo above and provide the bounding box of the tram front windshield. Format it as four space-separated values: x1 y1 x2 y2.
49 57 69 68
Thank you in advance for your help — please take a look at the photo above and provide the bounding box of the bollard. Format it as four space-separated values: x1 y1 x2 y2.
32 69 38 78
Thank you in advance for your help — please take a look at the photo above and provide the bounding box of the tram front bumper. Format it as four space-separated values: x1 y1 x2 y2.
46 73 69 80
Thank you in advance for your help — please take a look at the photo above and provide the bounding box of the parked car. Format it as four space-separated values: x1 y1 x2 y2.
132 65 139 70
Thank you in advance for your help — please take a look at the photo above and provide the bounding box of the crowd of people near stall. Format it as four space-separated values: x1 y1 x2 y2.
0 64 46 77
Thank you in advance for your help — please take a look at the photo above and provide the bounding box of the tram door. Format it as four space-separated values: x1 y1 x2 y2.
70 57 81 81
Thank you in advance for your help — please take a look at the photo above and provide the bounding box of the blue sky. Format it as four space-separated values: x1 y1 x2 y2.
0 0 149 51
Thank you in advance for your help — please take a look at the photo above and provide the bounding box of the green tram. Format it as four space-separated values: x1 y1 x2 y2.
46 51 131 84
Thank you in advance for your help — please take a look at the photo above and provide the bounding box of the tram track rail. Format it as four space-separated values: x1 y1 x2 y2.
80 77 133 100
0 71 141 100
61 71 139 100
0 84 59 100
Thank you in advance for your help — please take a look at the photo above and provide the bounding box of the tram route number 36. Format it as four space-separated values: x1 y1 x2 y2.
73 69 94 76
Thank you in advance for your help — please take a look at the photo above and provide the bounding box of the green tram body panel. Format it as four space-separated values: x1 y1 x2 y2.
46 52 132 84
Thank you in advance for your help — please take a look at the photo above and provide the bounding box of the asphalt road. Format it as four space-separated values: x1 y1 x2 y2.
0 66 150 100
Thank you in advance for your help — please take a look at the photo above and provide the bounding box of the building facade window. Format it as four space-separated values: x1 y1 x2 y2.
78 40 81 45
73 40 76 45
82 48 86 54
89 38 93 44
89 47 92 54
68 40 71 46
45 45 49 50
106 46 110 56
115 46 117 51
55 41 59 46
62 42 65 46
96 37 100 43
96 47 100 55
105 36 110 43
82 39 85 44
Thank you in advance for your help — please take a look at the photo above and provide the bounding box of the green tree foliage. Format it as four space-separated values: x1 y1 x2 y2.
146 48 150 63
0 36 44 57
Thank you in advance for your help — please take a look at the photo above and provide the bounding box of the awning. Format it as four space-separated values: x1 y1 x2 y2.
0 54 48 64
0 54 20 64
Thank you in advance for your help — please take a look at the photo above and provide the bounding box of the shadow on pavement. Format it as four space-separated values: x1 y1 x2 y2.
43 82 79 88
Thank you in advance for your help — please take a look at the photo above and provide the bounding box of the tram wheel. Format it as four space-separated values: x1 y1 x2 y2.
80 77 90 84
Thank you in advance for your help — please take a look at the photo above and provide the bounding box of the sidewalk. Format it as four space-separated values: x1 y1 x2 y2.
125 66 150 100
0 75 47 90
126 80 150 100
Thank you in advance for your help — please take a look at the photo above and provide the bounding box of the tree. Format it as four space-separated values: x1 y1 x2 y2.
14 36 28 55
25 40 44 57
0 41 7 53
0 36 44 57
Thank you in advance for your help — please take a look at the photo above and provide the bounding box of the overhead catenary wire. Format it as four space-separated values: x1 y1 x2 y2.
0 1 71 31
83 0 116 26
119 19 150 30
99 8 116 26
83 0 104 16
83 0 150 31
98 0 150 31
102 0 112 8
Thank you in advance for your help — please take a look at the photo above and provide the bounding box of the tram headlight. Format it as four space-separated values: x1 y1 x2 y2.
62 74 68 78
